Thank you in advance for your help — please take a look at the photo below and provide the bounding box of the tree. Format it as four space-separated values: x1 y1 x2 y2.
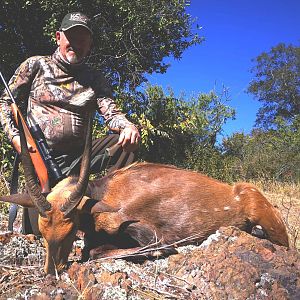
0 0 202 90
222 122 300 182
0 1 51 78
113 85 235 166
245 43 300 181
248 43 300 129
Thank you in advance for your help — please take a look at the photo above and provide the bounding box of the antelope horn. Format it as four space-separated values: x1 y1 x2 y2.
0 193 35 207
60 112 93 217
18 112 51 217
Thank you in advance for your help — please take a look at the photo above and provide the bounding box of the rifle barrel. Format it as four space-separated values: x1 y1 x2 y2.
0 71 16 103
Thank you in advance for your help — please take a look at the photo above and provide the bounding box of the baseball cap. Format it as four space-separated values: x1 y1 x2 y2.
59 12 92 33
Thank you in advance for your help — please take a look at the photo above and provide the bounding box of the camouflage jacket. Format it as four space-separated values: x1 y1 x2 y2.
0 48 134 153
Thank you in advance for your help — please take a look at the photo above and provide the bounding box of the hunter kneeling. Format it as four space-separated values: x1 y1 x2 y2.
0 12 140 235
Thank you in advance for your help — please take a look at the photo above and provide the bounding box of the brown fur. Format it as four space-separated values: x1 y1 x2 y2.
85 163 289 252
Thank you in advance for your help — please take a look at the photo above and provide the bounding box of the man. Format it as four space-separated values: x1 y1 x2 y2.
0 12 140 233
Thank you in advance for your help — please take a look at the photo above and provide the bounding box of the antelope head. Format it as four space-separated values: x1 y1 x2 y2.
3 112 93 274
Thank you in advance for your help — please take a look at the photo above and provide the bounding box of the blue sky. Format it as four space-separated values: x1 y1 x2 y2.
147 0 300 139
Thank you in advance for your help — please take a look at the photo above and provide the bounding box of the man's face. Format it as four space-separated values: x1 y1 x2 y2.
56 26 92 64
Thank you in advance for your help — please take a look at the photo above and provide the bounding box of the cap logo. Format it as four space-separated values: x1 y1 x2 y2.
69 13 88 24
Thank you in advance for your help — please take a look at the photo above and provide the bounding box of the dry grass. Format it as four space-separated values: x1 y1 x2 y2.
253 180 300 251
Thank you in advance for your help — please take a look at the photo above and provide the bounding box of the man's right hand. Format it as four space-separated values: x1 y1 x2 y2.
12 135 35 154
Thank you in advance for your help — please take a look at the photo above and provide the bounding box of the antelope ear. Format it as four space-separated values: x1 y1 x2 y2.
0 193 35 207
75 196 98 213
76 196 119 215
91 201 119 215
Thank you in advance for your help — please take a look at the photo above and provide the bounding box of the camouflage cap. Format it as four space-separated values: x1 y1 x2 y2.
59 12 92 33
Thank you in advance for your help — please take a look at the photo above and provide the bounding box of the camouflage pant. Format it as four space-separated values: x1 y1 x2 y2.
55 134 135 176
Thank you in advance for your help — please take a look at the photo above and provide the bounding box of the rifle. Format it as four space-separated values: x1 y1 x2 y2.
0 71 64 193
27 112 64 184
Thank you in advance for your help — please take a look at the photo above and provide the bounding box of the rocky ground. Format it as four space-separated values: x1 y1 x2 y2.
0 210 299 300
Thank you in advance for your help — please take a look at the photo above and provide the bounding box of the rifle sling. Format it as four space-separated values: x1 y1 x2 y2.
8 152 20 231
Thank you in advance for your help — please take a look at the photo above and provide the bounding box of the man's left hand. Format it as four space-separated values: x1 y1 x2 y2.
117 125 140 152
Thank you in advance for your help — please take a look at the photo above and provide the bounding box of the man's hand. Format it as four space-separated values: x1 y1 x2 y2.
12 135 35 154
117 125 140 152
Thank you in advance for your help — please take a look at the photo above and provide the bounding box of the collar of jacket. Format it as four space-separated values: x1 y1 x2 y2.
52 48 86 74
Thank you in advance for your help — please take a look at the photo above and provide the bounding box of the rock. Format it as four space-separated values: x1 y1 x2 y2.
163 227 300 299
0 231 13 244
0 226 299 299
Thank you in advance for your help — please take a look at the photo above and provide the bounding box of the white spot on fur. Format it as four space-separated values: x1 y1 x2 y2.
201 209 209 213
224 206 231 211
250 188 257 192
214 208 221 212
234 195 240 201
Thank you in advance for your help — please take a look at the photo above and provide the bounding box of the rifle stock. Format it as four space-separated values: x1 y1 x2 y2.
0 70 50 193
11 103 50 193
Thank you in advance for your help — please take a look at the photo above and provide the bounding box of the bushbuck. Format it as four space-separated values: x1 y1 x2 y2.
0 114 289 275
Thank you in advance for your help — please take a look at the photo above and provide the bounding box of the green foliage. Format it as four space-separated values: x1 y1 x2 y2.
248 43 300 129
222 118 300 182
183 144 239 183
0 129 14 205
0 0 53 77
0 0 202 90
0 129 14 180
114 84 235 167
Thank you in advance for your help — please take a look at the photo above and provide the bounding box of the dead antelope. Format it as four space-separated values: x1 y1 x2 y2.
0 114 289 275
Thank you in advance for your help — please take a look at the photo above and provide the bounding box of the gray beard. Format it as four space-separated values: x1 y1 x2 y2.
66 53 82 64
